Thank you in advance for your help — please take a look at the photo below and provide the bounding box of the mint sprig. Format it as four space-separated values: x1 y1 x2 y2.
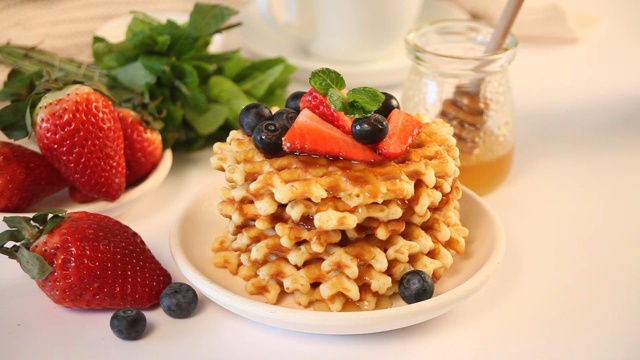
309 68 384 118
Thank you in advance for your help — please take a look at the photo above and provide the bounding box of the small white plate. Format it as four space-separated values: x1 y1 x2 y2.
94 11 224 52
0 149 173 220
234 0 470 88
169 174 505 335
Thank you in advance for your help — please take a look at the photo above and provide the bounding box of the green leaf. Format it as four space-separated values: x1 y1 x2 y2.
187 3 239 37
0 101 29 139
239 62 286 100
42 214 65 235
347 87 384 114
110 61 157 92
92 36 138 70
185 102 228 135
139 54 171 76
309 68 384 118
309 68 345 96
0 229 24 247
327 88 347 112
126 11 163 38
207 75 253 124
16 246 53 280
3 216 39 241
0 68 41 102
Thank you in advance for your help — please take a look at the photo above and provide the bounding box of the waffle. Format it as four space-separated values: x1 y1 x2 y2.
210 118 469 311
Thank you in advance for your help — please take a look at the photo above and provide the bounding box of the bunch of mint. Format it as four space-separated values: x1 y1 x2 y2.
0 3 295 151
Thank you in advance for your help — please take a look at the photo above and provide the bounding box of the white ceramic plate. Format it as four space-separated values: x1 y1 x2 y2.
234 0 470 88
169 174 505 335
0 149 173 219
94 11 224 52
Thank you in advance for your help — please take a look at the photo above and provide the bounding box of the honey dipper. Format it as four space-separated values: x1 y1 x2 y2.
440 0 524 154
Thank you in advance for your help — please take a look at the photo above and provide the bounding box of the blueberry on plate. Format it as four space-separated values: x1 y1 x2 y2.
399 270 435 304
252 121 286 156
285 91 306 113
160 282 199 319
374 92 400 118
239 102 272 135
110 308 147 340
351 113 389 144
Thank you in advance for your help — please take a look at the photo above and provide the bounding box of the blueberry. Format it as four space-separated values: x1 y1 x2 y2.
285 91 306 113
399 270 435 304
159 282 199 319
252 121 286 156
272 108 298 131
375 92 400 118
110 308 147 340
351 113 389 144
239 102 272 136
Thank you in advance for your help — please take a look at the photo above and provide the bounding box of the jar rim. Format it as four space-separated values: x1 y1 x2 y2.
405 20 518 61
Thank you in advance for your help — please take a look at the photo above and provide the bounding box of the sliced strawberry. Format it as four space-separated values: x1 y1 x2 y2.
376 109 425 160
299 88 353 135
282 109 382 162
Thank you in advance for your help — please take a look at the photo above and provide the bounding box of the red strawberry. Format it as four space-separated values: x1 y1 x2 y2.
0 141 68 212
68 186 96 203
299 88 354 135
33 84 126 201
1 210 172 309
117 108 163 185
282 109 382 162
376 109 425 160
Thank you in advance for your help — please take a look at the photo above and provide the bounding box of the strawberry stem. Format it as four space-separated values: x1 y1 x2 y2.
0 209 66 280
0 45 105 83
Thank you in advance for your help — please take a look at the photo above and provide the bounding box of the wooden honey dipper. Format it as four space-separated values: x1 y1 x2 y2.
440 0 524 154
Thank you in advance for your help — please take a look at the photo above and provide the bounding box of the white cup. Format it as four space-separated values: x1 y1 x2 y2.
255 0 424 63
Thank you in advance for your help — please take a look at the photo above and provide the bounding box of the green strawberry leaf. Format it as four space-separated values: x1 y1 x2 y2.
0 229 24 247
16 245 53 280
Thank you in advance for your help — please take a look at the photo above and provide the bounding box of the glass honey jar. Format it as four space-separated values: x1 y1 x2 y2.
402 20 518 195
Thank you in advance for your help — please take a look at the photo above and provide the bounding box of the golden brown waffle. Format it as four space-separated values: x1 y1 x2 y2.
210 118 468 311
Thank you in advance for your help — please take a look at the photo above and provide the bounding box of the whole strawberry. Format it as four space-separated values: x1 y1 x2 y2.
0 141 69 212
116 108 163 185
33 84 126 201
0 210 172 309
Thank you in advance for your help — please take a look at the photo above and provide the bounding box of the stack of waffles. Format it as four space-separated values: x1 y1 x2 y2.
210 118 468 311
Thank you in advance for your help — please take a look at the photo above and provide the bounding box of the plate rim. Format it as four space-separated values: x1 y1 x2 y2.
169 180 505 334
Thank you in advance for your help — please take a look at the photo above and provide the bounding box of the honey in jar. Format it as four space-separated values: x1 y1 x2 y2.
402 20 518 195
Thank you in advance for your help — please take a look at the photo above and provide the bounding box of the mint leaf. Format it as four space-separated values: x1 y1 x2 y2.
326 88 346 112
185 102 228 135
0 102 29 139
110 61 157 92
309 68 345 96
309 68 385 118
188 3 238 37
347 87 384 114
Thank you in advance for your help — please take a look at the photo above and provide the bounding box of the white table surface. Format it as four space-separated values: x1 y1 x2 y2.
1 0 639 359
